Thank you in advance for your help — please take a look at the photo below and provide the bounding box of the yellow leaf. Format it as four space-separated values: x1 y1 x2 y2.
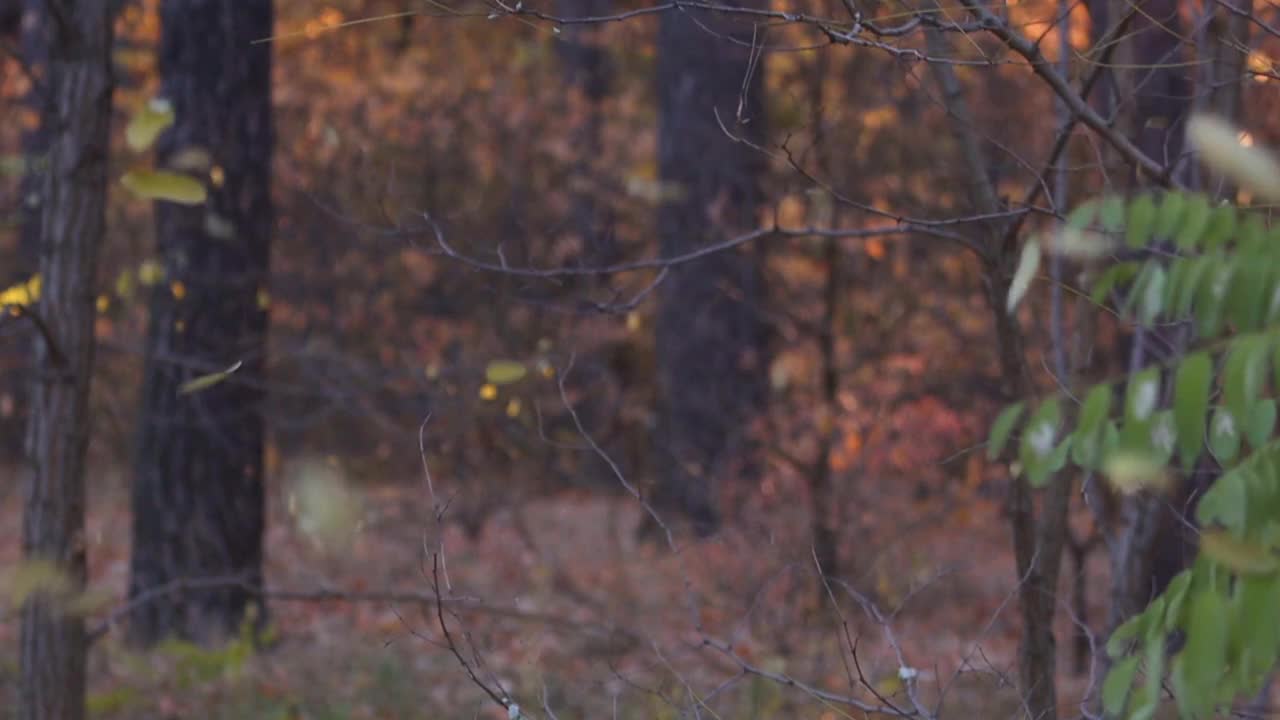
1007 239 1040 314
177 360 243 396
168 146 212 173
125 98 174 152
114 270 136 299
0 274 40 307
9 559 75 607
96 295 110 313
485 360 527 385
506 398 522 418
1045 227 1116 260
137 259 165 286
121 169 207 205
1187 114 1280 202
1102 450 1171 495
479 383 498 400
286 457 362 550
170 280 186 300
1200 530 1279 575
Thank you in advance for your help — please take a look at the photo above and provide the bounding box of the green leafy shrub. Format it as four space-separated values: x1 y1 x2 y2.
994 113 1280 719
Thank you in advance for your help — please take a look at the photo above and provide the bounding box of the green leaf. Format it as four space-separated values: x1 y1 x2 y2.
1201 204 1237 251
1036 436 1072 485
484 360 528 385
1226 260 1268 331
121 169 207 205
1126 194 1157 248
1072 384 1113 468
1108 610 1149 657
1210 407 1242 464
1179 588 1230 711
1020 398 1063 484
988 402 1025 459
1163 570 1193 629
1238 212 1267 254
1100 194 1126 233
1102 655 1140 716
1126 367 1162 423
1175 255 1213 318
1154 191 1186 239
1224 337 1268 427
1246 399 1276 450
1067 197 1100 228
1007 240 1041 313
1135 635 1165 717
1136 265 1167 325
1090 262 1140 306
1175 194 1212 250
1174 352 1212 469
1148 410 1177 465
1200 530 1279 575
1264 267 1280 325
1197 468 1248 529
1194 258 1235 338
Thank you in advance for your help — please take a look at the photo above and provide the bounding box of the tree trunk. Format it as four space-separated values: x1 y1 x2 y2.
651 3 770 536
19 2 114 718
128 0 274 647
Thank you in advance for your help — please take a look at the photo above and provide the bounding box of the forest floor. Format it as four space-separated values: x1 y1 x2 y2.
1 453 1125 719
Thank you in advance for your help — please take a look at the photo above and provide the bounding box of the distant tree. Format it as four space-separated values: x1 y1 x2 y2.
18 1 114 718
650 4 771 536
128 0 274 646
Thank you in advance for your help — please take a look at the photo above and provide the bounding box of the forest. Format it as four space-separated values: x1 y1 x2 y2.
2 0 1280 718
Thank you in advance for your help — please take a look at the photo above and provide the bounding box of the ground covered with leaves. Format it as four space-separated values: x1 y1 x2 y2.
1 450 1120 719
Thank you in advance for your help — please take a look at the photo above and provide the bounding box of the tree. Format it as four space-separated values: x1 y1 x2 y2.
18 1 114 718
127 0 274 646
651 3 770 536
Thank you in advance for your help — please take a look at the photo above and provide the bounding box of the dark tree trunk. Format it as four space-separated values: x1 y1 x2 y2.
651 4 770 536
19 1 114 718
128 0 274 647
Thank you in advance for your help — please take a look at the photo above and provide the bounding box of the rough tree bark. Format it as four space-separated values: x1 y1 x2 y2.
651 3 770 536
128 0 274 646
18 1 114 718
